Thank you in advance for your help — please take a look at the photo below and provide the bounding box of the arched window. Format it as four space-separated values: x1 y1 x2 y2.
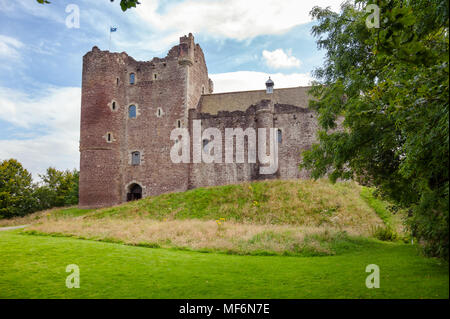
157 108 163 118
129 73 135 85
177 120 182 128
277 129 282 144
107 132 112 143
129 105 137 118
112 101 116 111
131 151 140 165
203 139 209 153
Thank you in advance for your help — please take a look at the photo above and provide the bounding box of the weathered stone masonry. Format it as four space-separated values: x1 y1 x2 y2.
79 33 318 208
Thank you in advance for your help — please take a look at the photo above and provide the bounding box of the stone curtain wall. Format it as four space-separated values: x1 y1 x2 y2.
187 101 319 189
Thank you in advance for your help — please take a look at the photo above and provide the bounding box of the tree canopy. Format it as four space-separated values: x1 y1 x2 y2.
0 159 36 218
0 159 79 218
302 0 449 258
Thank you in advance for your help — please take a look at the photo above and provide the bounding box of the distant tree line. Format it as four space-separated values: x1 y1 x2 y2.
0 159 79 219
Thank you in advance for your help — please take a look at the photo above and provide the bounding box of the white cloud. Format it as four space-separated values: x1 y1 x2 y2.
135 0 343 42
262 49 301 69
0 86 80 130
0 34 23 60
0 86 81 178
210 71 313 93
0 133 79 180
48 0 343 59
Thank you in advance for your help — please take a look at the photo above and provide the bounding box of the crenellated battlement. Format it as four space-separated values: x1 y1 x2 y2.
82 33 211 93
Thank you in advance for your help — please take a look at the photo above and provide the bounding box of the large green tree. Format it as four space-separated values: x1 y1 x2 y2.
302 0 449 258
37 168 79 209
0 159 79 218
0 159 37 218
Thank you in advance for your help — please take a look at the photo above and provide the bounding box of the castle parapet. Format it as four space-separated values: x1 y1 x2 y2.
178 33 195 66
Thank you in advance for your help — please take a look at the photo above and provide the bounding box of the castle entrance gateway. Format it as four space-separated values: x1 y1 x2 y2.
127 183 142 201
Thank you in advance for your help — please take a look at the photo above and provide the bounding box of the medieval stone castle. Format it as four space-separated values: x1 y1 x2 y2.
79 33 319 208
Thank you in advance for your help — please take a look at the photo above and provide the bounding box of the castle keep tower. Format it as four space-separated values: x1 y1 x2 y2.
79 34 211 208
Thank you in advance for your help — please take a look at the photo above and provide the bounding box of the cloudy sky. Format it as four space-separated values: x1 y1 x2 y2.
0 0 342 178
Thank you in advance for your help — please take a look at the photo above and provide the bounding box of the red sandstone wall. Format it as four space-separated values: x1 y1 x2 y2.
79 47 126 208
80 34 210 208
187 102 319 189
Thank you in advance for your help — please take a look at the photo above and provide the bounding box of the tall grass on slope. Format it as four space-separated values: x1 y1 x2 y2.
25 218 369 256
0 207 92 227
360 187 406 241
89 179 383 232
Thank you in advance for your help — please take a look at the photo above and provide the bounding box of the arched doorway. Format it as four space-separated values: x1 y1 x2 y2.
127 183 142 201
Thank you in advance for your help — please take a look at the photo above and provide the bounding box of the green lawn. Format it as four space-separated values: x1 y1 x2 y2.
0 230 448 299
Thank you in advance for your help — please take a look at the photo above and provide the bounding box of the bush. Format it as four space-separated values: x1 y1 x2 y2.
408 187 449 259
371 226 398 242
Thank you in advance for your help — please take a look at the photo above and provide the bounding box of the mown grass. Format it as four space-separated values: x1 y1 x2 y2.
0 230 448 299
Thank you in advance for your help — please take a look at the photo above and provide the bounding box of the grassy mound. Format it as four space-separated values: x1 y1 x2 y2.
4 179 405 256
91 179 383 229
